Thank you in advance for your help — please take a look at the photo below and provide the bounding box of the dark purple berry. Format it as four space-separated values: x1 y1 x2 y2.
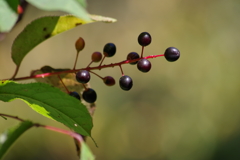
164 47 180 62
137 59 151 73
119 75 133 91
138 32 151 46
103 43 116 57
69 91 81 100
82 88 97 103
127 52 140 65
76 70 90 83
103 76 115 86
92 51 102 62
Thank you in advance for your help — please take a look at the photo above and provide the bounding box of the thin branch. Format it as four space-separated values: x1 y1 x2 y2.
119 65 124 76
98 55 106 68
86 61 93 68
0 113 24 122
0 113 83 143
41 125 83 142
57 75 70 93
88 70 103 79
140 46 144 58
2 54 164 81
73 51 80 70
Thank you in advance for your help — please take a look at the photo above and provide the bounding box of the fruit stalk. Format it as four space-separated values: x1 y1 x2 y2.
4 54 164 81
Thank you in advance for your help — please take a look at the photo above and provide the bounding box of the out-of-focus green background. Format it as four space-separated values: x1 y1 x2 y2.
1 0 240 159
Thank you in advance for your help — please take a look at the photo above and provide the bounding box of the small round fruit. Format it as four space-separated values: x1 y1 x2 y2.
91 52 102 62
127 52 140 65
69 91 81 100
75 37 85 52
119 75 133 91
137 59 152 73
103 43 116 57
103 76 115 86
138 32 151 46
82 88 97 103
76 70 90 83
164 47 180 62
17 5 23 14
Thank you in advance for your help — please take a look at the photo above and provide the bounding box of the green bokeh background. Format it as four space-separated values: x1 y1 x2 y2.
1 0 240 159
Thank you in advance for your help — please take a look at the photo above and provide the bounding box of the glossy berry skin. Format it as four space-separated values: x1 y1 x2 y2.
119 75 133 91
137 59 152 73
138 32 151 46
82 88 97 103
103 43 116 57
164 47 180 62
91 52 102 62
76 70 90 83
69 91 81 100
103 76 115 86
127 52 140 65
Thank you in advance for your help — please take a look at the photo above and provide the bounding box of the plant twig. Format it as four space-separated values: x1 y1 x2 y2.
2 54 164 81
0 113 84 148
0 113 24 122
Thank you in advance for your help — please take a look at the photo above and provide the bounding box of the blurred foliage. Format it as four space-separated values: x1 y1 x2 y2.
1 0 240 160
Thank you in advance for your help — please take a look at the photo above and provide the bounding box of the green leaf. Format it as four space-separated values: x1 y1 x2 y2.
0 116 7 120
26 0 90 21
75 0 87 8
0 121 34 159
81 141 95 160
11 14 116 66
0 0 19 32
11 15 89 66
31 66 97 115
0 81 93 137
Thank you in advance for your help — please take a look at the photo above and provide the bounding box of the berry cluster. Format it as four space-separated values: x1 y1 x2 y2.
65 32 180 103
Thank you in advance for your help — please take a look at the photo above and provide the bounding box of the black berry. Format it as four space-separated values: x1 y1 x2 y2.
82 88 97 103
76 70 90 83
127 52 140 65
164 47 180 62
119 75 133 91
137 59 151 73
92 51 102 62
103 76 115 86
103 43 116 57
138 32 151 46
69 91 81 100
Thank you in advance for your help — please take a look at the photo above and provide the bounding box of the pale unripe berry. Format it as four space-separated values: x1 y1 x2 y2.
91 52 102 62
75 37 85 52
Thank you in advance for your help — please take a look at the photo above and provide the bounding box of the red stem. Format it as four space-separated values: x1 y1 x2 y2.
89 70 103 79
0 113 83 143
42 125 83 142
3 54 164 81
98 55 106 68
119 65 124 76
